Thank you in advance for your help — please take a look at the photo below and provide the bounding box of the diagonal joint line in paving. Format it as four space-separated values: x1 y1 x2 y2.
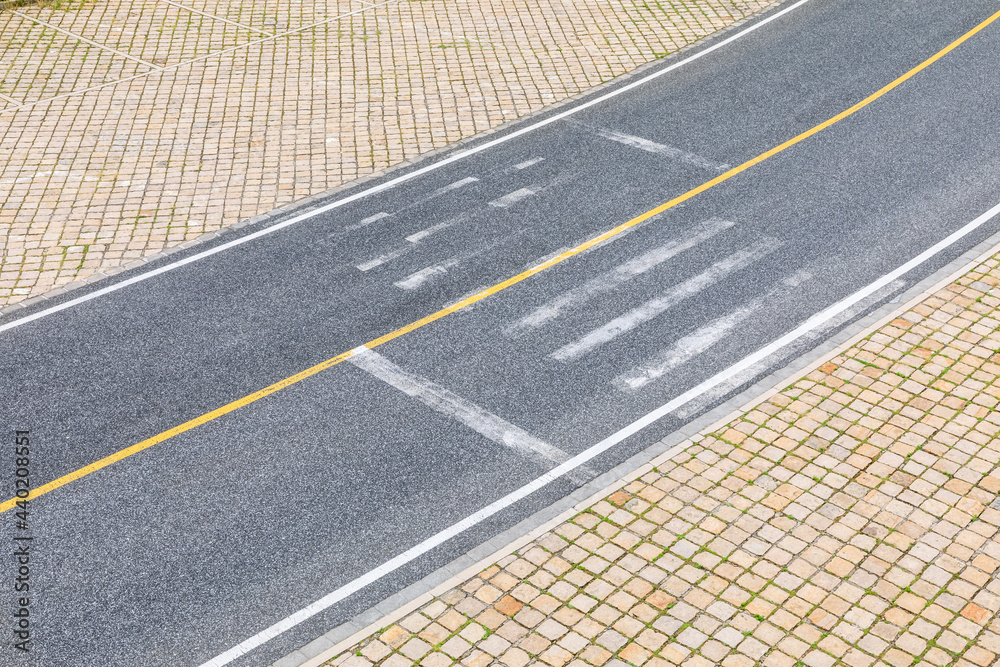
0 0 402 114
11 9 158 68
155 0 275 35
0 6 998 520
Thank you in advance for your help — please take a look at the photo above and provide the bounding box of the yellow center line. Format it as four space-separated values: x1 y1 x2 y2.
4 8 999 515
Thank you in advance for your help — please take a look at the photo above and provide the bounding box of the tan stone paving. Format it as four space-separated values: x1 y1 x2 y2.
0 0 777 307
322 252 1000 667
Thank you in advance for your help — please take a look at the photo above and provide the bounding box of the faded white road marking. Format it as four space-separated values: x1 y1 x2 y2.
490 187 536 208
550 239 777 361
359 214 466 269
348 347 571 466
615 307 755 392
346 179 475 232
434 176 478 194
511 218 734 332
595 127 729 172
613 271 809 392
394 242 493 291
669 276 906 419
394 263 455 290
189 3 873 661
7 0 814 339
346 211 390 231
356 247 410 271
514 157 545 170
406 220 454 244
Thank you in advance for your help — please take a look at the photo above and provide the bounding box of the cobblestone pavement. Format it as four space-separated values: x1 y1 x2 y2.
0 0 777 308
322 251 1000 667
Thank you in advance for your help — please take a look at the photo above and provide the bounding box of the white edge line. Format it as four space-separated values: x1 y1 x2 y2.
198 194 1000 665
0 0 814 336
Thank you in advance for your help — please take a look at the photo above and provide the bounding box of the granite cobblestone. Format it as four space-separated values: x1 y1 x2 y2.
322 253 1000 667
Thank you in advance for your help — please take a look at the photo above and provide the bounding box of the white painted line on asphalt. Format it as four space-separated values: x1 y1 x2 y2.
345 211 391 231
394 263 455 290
595 127 729 171
489 187 536 208
200 198 1000 667
514 157 545 170
510 217 734 332
435 176 479 194
669 277 906 420
1 0 815 335
614 269 811 391
618 307 756 391
406 221 454 244
356 247 410 272
551 239 776 361
347 347 571 465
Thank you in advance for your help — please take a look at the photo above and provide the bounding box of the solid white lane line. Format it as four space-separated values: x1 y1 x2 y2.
489 187 536 208
594 128 729 171
2 0 814 335
347 347 571 465
551 239 777 362
669 276 906 420
201 197 1000 667
614 270 811 391
511 218 734 332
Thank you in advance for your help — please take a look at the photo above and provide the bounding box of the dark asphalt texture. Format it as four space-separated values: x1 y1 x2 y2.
3 0 1000 664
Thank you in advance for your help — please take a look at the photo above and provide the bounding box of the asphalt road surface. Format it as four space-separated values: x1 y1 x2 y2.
3 0 1000 664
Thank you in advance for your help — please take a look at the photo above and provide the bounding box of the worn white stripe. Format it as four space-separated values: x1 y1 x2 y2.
3 0 813 335
406 221 453 244
615 269 811 391
514 157 545 170
489 187 535 208
617 306 755 391
201 192 995 667
346 212 391 231
670 277 906 419
434 176 479 194
595 128 729 171
348 347 570 464
615 269 811 390
356 247 409 271
394 264 453 290
512 218 734 332
551 240 776 361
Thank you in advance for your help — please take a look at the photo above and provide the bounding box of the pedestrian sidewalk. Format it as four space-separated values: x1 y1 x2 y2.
0 0 776 310
315 249 1000 667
